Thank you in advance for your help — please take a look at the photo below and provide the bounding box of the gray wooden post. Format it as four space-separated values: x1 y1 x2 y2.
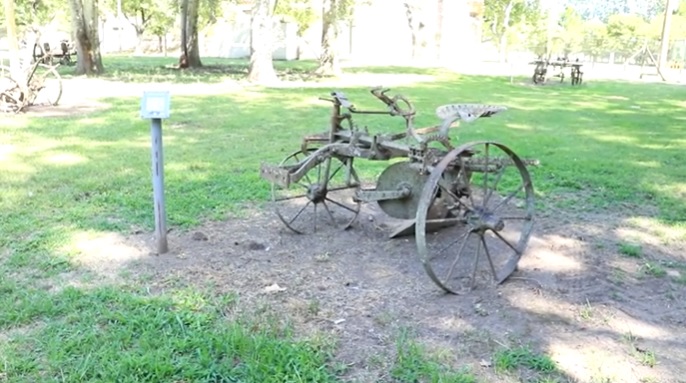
141 90 171 254
151 118 168 254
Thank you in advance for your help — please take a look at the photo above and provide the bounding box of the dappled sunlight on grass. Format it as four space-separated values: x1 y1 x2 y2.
39 152 88 166
581 132 638 144
504 123 534 131
61 230 146 274
631 160 662 168
623 215 686 243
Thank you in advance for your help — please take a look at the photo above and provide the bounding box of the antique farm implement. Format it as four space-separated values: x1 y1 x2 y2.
259 87 538 294
531 57 584 85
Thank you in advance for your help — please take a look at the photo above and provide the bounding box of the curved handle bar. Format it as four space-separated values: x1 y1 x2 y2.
370 87 415 117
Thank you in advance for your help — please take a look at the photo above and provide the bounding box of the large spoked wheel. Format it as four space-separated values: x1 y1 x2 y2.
30 64 62 106
271 148 361 234
415 141 535 294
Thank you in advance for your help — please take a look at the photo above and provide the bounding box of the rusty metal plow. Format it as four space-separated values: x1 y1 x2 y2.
259 87 538 294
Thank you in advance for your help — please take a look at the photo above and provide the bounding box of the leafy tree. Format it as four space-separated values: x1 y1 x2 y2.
556 6 584 56
519 11 549 58
484 0 540 62
0 0 59 31
70 0 104 75
605 13 648 61
563 0 680 22
316 0 356 76
101 0 176 53
274 0 318 60
580 20 609 62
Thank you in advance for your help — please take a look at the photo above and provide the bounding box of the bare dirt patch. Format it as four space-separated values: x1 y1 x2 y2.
88 202 686 383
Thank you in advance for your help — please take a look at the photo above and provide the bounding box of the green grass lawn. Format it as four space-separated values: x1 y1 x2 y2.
2 57 686 381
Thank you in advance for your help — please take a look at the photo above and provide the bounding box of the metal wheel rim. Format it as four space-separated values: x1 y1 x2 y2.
271 149 361 235
415 141 535 294
32 65 63 106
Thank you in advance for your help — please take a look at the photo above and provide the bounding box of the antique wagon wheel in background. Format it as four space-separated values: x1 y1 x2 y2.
415 141 535 294
271 149 361 234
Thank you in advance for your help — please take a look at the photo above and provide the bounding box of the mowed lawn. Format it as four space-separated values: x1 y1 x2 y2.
1 56 685 382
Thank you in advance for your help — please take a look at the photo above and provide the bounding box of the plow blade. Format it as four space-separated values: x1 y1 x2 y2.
389 218 460 239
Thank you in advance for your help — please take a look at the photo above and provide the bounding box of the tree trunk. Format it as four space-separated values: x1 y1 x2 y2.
134 29 145 55
3 0 23 82
70 0 104 75
316 0 341 77
180 0 202 68
248 0 277 83
404 1 421 60
435 0 443 61
498 0 514 63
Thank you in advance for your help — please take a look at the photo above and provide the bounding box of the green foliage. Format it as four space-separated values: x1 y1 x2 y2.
275 0 318 36
493 346 558 373
618 242 642 258
101 0 177 36
484 0 541 41
565 0 670 22
0 283 340 382
0 0 61 31
581 20 610 60
555 7 585 55
392 330 477 383
605 13 648 58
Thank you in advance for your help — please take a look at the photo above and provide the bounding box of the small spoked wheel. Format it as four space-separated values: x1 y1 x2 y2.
271 148 361 234
415 141 535 294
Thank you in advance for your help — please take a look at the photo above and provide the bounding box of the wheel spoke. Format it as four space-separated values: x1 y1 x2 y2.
481 235 499 280
325 196 357 213
437 178 472 212
482 143 490 204
442 231 472 282
500 215 532 220
327 160 345 183
435 229 470 257
492 182 526 212
288 200 312 225
312 203 318 232
317 161 323 183
274 192 308 202
322 200 338 225
457 157 475 208
484 165 506 208
469 236 483 289
492 230 521 255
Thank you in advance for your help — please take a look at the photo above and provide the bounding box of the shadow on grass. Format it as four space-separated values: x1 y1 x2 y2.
56 55 451 84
